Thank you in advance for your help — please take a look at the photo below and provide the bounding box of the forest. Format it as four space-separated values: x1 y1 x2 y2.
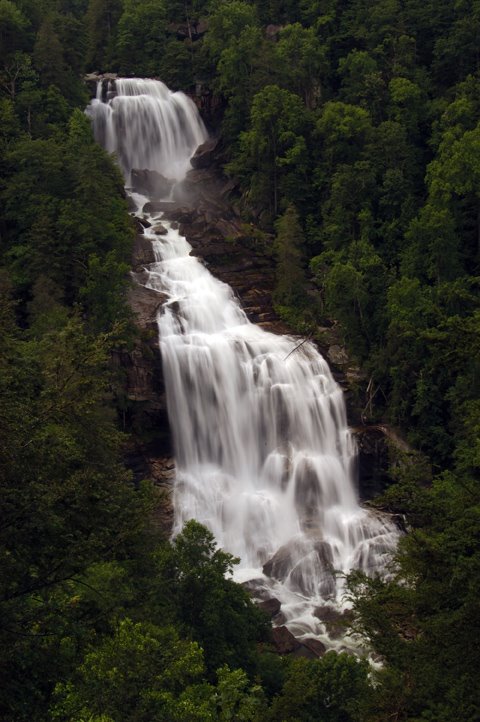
0 0 479 720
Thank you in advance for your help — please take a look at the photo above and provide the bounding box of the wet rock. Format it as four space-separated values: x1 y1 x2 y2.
290 638 327 658
292 644 317 659
327 344 349 366
189 241 233 258
84 72 117 99
131 169 174 198
271 626 301 654
190 137 219 169
127 283 165 333
152 223 168 235
127 194 138 212
241 578 267 596
132 234 156 267
164 206 196 224
133 217 145 234
263 538 336 599
123 454 175 535
259 598 281 617
138 217 151 228
143 200 178 214
301 637 327 657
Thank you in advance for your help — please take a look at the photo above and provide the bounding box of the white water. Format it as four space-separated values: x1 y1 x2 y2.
86 78 207 180
88 78 399 649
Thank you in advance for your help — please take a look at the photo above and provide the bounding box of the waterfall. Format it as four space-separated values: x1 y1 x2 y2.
87 78 207 180
87 78 399 649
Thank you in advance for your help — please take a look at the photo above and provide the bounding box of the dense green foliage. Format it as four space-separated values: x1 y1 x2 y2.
1 0 480 720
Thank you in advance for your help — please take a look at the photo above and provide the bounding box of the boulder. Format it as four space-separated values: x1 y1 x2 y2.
327 344 349 366
132 234 156 266
138 217 151 229
271 626 300 654
127 194 138 212
131 169 174 199
152 223 168 235
165 207 196 224
127 283 165 332
263 538 336 599
133 217 145 234
190 137 219 169
291 638 327 658
259 598 281 617
189 241 233 259
301 637 327 657
143 200 178 214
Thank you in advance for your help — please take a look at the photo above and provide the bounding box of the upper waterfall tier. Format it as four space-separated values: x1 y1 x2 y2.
86 78 208 180
86 78 399 648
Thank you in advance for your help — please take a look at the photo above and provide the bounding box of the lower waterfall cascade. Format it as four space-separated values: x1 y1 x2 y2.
87 78 399 652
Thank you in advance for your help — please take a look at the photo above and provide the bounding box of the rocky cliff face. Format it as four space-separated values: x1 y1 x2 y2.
116 233 174 533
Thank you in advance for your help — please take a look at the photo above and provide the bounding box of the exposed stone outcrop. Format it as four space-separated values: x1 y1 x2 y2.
300 638 327 657
271 626 326 658
190 137 219 169
131 169 174 198
259 598 282 618
271 626 301 654
263 538 336 600
114 233 174 533
140 161 283 329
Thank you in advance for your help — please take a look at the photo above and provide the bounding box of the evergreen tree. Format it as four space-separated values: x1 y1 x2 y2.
273 204 308 308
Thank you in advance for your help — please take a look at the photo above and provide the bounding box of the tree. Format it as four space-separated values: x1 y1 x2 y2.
315 102 373 170
116 0 167 77
203 0 259 65
51 620 208 721
0 0 29 65
402 203 461 283
86 0 123 70
230 84 310 219
347 471 480 722
427 122 480 259
273 204 308 308
33 16 67 90
215 25 267 143
274 23 327 108
156 521 270 676
338 50 386 119
268 652 372 722
0 310 153 720
311 240 389 358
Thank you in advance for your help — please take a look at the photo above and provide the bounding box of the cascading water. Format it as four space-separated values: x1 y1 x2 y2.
88 78 399 650
87 78 207 180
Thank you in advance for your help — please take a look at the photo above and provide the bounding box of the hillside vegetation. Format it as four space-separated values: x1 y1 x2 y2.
0 0 479 719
